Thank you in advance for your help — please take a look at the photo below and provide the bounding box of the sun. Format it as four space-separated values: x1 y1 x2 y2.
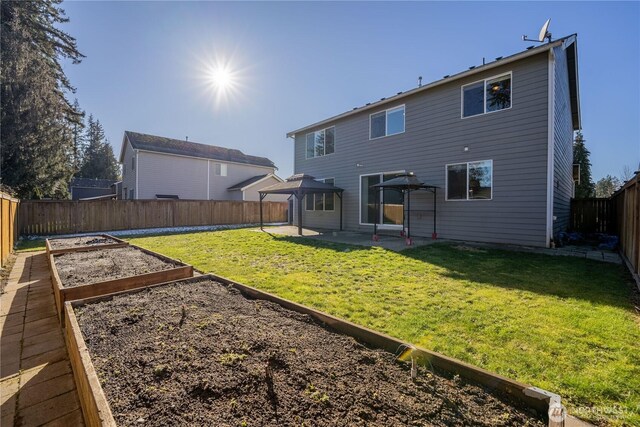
209 65 235 91
194 51 249 109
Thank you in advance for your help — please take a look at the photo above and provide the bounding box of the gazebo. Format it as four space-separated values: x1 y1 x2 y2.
258 174 344 235
370 172 438 245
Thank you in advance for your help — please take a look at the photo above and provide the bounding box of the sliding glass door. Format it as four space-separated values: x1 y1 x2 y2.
360 172 404 226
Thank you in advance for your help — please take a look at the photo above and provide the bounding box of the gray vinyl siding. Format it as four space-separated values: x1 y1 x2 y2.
293 53 551 247
138 151 208 200
121 138 136 199
208 162 276 200
552 44 575 237
242 177 290 202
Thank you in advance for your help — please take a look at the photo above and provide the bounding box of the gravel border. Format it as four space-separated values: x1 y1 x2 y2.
21 222 287 242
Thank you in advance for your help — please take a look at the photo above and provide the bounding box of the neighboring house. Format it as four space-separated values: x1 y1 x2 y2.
227 173 288 201
119 131 287 202
69 178 118 200
287 35 580 248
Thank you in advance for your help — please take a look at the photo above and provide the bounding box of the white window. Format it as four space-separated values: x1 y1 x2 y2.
462 73 511 118
446 160 493 200
214 163 227 176
370 105 405 139
305 178 335 211
360 172 405 225
305 127 335 159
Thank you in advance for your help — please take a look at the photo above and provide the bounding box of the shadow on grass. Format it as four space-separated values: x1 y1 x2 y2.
400 243 636 311
267 233 372 253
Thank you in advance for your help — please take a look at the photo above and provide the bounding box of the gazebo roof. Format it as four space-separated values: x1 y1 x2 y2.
259 174 343 195
371 173 439 190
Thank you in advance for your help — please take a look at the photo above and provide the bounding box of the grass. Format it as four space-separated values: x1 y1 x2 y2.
126 228 639 425
18 229 638 424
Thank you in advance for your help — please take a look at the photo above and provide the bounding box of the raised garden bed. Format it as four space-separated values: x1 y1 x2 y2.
46 234 128 255
66 275 558 426
50 246 193 323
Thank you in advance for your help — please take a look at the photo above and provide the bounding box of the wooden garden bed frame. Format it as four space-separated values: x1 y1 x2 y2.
65 274 563 427
50 244 193 324
45 234 128 256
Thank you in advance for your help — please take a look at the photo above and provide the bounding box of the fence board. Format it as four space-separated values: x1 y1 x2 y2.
570 198 616 234
18 200 288 236
1 193 20 267
612 172 640 276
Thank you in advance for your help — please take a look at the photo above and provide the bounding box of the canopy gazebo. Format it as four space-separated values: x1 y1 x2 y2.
258 174 344 235
370 172 439 245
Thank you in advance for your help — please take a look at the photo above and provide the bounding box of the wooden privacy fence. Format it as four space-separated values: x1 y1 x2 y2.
612 172 640 276
19 200 288 236
1 193 19 267
570 198 616 233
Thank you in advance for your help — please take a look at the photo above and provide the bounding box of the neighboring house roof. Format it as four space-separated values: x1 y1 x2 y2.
79 193 117 201
287 35 580 137
121 131 276 169
70 178 117 189
227 173 284 191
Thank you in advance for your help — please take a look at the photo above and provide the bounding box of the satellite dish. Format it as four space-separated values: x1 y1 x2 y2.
522 18 552 43
538 19 551 42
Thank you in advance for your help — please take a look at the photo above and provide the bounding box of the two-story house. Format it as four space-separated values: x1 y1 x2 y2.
287 35 580 248
119 131 287 202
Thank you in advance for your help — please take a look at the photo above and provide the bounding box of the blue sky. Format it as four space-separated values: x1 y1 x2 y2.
62 1 639 181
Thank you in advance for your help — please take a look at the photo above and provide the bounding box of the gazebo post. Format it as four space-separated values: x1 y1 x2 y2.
407 189 411 245
259 192 264 231
297 191 303 236
373 188 379 241
432 188 437 240
337 192 343 231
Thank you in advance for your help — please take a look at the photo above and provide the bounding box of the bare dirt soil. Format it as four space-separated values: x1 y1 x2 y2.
54 247 179 288
48 235 120 250
76 279 545 427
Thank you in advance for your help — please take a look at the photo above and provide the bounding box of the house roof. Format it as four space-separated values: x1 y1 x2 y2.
122 131 276 169
70 178 117 189
227 173 284 191
287 35 580 137
258 174 343 195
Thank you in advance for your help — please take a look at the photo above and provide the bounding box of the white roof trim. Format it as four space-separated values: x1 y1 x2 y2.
231 173 285 192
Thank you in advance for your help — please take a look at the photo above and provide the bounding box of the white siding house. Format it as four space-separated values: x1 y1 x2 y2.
119 131 285 201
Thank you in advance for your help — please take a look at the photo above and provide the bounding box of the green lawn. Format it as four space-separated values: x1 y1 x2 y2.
25 230 639 425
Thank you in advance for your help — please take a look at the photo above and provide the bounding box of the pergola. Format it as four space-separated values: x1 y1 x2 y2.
370 173 439 245
258 174 344 235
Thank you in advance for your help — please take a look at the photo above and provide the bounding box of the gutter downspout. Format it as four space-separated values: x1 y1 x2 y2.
135 150 139 200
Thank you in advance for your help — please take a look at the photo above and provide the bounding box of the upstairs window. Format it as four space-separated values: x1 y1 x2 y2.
462 73 511 118
214 163 228 176
305 127 335 159
446 160 493 200
370 105 405 139
131 156 135 170
305 178 335 211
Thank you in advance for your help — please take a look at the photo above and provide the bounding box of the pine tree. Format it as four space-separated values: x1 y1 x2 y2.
78 116 120 181
572 131 595 199
1 0 84 199
595 175 621 198
71 98 85 172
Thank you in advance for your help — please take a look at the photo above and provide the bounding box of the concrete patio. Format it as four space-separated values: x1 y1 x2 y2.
1 252 84 427
256 225 622 264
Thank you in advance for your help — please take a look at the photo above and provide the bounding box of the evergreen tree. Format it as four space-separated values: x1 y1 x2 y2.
1 0 84 199
78 115 120 180
595 175 621 198
71 98 85 172
572 131 595 198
